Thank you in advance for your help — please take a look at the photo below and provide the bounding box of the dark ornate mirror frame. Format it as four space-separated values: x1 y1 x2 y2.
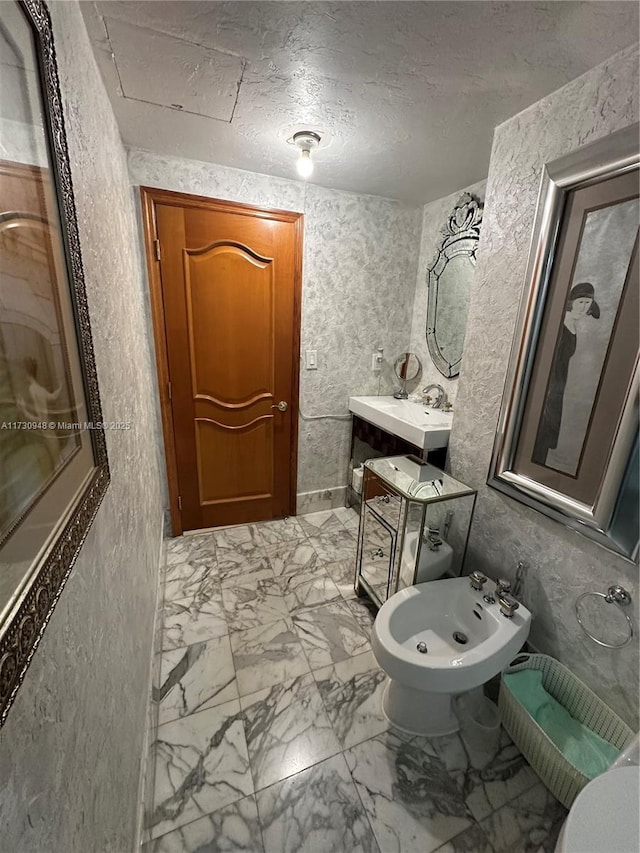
0 0 110 725
426 193 483 378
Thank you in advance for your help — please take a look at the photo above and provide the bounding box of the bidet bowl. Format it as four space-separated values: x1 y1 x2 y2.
372 577 531 694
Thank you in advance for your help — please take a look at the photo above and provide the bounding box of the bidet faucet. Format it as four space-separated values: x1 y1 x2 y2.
498 593 520 618
422 383 447 408
469 571 487 591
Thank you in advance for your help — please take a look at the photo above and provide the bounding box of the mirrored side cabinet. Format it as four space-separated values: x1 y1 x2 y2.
354 455 477 608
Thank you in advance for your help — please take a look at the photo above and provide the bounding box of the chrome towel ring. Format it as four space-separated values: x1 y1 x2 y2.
575 585 634 649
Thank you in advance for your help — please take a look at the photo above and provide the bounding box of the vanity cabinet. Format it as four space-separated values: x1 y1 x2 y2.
354 455 477 608
348 414 446 510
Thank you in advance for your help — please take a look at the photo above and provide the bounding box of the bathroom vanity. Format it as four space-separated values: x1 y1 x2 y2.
347 396 452 509
355 455 476 608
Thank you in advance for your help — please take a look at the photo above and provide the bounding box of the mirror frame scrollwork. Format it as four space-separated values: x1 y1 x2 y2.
0 0 110 726
426 193 483 378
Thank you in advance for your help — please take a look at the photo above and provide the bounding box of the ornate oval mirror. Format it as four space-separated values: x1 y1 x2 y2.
426 193 483 378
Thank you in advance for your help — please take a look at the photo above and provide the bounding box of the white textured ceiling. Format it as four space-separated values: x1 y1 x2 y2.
81 1 638 204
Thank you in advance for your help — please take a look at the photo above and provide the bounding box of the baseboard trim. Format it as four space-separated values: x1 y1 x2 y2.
133 511 165 852
296 486 348 515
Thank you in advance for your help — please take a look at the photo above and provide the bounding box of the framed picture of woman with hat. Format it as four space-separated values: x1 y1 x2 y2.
489 123 639 560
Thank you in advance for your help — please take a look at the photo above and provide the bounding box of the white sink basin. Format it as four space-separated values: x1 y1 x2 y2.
348 396 452 451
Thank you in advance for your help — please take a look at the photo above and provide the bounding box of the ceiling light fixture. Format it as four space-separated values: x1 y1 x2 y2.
292 130 321 179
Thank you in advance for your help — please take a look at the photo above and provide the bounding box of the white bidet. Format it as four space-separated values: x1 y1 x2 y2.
371 576 531 736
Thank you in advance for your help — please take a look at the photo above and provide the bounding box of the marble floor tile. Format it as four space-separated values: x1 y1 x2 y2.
479 782 567 853
150 700 253 840
296 509 347 538
333 505 361 532
345 597 378 640
157 635 238 726
230 618 310 697
345 731 474 853
313 651 388 749
217 551 273 587
433 822 495 853
306 529 358 564
213 524 262 554
165 533 216 570
143 794 264 853
280 567 342 614
293 600 370 670
221 575 289 632
256 753 378 853
324 558 358 600
432 727 540 822
264 539 319 577
163 559 219 606
240 673 341 791
254 516 305 546
162 596 228 650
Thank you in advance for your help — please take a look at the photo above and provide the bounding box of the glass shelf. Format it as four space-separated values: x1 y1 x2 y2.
364 455 476 503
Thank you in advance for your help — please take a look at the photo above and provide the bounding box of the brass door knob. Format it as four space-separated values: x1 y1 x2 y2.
271 401 288 412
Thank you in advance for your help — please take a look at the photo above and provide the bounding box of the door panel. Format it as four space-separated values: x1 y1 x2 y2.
185 243 275 403
144 189 302 532
195 416 273 503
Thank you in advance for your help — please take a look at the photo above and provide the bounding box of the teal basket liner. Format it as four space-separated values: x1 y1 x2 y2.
499 653 634 808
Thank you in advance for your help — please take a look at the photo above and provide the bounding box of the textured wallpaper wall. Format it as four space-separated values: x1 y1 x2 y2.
127 149 422 510
449 44 639 727
409 180 486 406
0 4 164 852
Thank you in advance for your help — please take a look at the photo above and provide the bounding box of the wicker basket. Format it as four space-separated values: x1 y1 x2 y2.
499 653 634 808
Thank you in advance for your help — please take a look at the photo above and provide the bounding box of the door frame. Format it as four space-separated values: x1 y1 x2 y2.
140 186 303 536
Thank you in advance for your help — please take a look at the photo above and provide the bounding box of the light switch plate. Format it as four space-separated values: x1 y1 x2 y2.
305 350 318 370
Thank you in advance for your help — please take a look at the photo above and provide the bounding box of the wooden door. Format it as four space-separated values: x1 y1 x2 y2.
141 188 302 534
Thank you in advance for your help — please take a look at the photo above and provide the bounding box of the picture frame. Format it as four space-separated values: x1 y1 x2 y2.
488 123 639 561
0 0 110 725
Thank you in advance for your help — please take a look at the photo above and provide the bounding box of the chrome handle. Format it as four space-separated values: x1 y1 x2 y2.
469 571 487 591
496 578 511 594
499 594 519 618
271 401 288 412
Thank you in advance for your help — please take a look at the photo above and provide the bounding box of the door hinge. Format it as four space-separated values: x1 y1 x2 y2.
154 239 161 261
167 380 172 401
177 495 182 511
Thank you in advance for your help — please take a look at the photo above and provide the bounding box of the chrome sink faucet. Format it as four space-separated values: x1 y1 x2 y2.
422 383 447 408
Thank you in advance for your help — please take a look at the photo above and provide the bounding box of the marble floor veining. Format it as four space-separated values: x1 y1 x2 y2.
143 508 566 853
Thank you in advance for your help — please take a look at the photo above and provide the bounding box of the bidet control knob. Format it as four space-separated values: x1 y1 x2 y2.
499 594 519 618
469 571 487 591
496 578 511 595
